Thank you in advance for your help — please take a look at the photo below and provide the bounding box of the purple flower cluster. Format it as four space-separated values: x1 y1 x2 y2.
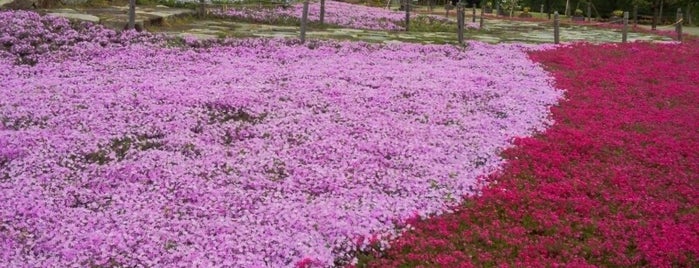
1 11 561 267
0 11 164 64
214 0 435 31
466 21 480 29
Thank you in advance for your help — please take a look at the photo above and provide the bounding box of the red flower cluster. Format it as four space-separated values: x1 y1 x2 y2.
360 41 699 266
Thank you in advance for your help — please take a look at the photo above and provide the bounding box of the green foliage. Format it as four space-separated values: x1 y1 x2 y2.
36 0 63 8
135 0 158 5
78 0 113 7
631 0 651 8
157 0 200 9
407 15 458 32
83 134 166 165
498 0 519 11
211 0 234 4
365 0 385 7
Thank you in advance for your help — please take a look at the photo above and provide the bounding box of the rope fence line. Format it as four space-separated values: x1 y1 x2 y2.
574 19 626 28
672 18 684 26
552 18 627 44
552 9 686 43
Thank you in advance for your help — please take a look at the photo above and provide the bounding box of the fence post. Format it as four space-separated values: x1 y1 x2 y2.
472 3 476 23
128 0 136 29
652 4 658 30
586 2 591 22
405 0 410 31
622 11 629 43
540 4 544 14
198 0 206 18
479 1 484 28
320 0 325 25
457 4 464 45
676 8 683 42
554 11 560 44
633 5 638 28
300 0 309 43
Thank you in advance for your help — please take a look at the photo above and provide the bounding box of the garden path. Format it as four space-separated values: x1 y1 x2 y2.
169 18 671 44
38 4 673 44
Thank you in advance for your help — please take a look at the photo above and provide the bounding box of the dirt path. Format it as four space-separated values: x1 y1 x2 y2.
636 24 699 36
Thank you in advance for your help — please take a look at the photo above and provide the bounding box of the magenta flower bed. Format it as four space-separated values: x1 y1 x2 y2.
362 41 699 266
0 11 560 267
213 0 440 31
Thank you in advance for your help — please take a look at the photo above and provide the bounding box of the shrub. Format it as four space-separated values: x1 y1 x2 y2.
612 9 624 17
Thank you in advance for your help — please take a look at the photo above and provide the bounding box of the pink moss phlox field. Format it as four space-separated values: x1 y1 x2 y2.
363 41 699 266
0 11 164 64
0 11 561 267
213 0 448 31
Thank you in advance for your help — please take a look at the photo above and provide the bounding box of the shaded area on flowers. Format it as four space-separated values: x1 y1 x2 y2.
361 41 699 266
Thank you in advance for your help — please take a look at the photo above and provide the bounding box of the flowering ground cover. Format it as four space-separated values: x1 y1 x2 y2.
0 11 164 64
0 11 561 267
361 41 699 266
212 0 457 31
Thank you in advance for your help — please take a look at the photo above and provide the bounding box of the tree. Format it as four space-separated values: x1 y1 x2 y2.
499 0 520 16
631 0 697 28
652 0 661 29
674 0 699 25
687 0 695 25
